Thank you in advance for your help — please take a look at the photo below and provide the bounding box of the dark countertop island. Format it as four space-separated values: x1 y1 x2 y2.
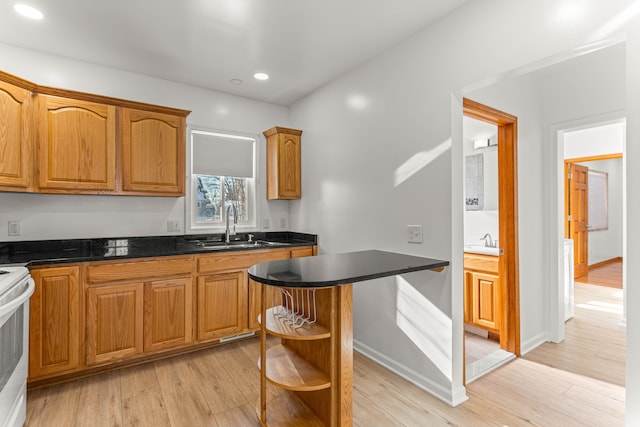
248 249 449 288
249 249 448 426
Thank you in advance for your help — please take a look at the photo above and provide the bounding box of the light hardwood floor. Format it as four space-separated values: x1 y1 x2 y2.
576 259 623 289
26 282 625 426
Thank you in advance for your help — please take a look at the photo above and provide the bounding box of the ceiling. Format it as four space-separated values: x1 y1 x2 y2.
0 0 469 106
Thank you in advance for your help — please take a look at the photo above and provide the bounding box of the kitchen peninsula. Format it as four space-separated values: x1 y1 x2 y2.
248 250 449 426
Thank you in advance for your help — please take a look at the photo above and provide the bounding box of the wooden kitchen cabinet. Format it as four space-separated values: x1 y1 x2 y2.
85 282 144 365
85 256 193 364
197 271 247 342
464 253 500 334
36 94 116 192
263 126 302 200
144 277 193 352
0 76 33 192
121 108 186 196
29 265 82 380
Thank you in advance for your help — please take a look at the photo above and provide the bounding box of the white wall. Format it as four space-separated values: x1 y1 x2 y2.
288 0 637 407
0 43 291 241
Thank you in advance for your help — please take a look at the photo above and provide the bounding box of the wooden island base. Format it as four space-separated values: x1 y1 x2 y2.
258 284 353 427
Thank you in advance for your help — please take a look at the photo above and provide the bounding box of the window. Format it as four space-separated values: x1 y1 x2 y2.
189 129 256 230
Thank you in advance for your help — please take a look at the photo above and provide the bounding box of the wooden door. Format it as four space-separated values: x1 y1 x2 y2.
121 108 185 195
143 277 193 352
29 266 81 379
0 80 32 191
197 271 246 341
37 95 116 192
568 163 589 278
86 283 144 365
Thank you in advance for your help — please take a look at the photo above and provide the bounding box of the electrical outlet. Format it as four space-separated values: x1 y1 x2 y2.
8 221 20 236
167 219 180 232
263 218 270 229
407 225 423 243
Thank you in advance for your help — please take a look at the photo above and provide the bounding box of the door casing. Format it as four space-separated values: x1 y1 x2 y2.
463 98 521 356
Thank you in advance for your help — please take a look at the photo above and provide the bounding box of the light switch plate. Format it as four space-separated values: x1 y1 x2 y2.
263 218 270 229
407 225 423 243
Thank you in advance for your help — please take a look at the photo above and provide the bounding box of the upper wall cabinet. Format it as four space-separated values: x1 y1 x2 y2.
263 126 302 200
37 95 117 193
0 69 190 197
0 79 33 192
122 108 185 196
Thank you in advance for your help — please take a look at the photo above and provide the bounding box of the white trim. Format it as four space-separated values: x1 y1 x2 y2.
519 332 549 356
353 339 468 407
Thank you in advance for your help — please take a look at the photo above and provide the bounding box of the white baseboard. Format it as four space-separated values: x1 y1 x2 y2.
520 332 548 355
353 339 468 407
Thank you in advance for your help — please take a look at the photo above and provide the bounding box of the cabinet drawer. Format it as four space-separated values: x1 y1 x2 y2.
87 257 193 284
197 249 289 273
463 253 499 275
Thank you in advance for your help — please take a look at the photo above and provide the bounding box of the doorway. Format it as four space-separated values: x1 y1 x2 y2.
463 98 521 382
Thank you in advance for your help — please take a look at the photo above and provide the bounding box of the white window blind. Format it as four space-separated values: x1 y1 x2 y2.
192 130 255 178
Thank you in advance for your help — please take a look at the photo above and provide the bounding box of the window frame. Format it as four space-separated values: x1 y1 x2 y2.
186 127 258 233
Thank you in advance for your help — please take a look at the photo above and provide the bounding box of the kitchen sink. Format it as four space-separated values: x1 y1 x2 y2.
194 240 288 251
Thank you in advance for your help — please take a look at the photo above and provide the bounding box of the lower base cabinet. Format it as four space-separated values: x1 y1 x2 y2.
86 283 144 365
464 253 500 334
144 277 193 352
197 271 246 342
29 266 81 379
27 246 316 385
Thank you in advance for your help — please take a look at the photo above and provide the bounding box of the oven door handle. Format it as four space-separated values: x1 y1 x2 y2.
0 278 35 318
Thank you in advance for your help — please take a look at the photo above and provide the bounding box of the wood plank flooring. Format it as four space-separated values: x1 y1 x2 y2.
576 259 622 288
26 282 625 426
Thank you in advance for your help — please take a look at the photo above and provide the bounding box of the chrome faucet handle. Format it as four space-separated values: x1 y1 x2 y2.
248 234 254 242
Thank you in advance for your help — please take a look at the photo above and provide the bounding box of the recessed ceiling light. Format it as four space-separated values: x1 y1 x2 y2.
14 4 44 20
253 72 269 81
230 78 244 85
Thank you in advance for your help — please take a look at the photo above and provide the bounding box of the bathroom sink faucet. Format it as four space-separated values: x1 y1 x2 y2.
225 203 238 243
481 233 494 248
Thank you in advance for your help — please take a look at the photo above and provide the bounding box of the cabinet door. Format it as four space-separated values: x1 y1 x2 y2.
275 132 301 199
121 108 185 195
470 272 500 332
29 266 81 379
197 271 246 341
0 80 32 191
144 277 193 352
37 95 116 192
86 283 144 365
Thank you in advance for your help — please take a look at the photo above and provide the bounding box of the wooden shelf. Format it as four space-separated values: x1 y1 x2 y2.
255 392 325 427
259 344 330 391
260 306 331 340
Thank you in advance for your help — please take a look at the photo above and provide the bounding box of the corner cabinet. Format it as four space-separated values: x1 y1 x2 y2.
0 78 33 192
121 108 186 196
36 95 117 193
263 126 302 200
464 253 501 334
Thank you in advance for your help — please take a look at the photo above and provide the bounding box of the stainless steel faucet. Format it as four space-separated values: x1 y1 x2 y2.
225 203 238 243
481 233 494 248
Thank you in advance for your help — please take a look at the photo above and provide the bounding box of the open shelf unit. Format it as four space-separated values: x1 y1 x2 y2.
258 285 353 426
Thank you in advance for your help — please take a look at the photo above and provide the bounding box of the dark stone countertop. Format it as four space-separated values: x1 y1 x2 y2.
248 249 449 288
0 232 317 267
